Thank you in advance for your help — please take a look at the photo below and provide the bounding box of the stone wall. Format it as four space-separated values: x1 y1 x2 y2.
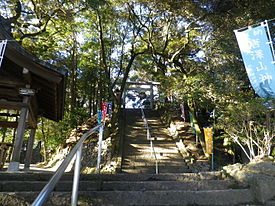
223 158 275 204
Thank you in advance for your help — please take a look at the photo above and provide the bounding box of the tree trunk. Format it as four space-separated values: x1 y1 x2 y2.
70 33 78 110
41 118 48 161
187 100 207 156
96 9 114 103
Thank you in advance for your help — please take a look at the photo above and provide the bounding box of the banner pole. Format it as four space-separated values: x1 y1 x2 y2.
264 20 275 63
212 148 214 170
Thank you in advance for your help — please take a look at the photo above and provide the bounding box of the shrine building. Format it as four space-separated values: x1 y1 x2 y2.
0 16 67 171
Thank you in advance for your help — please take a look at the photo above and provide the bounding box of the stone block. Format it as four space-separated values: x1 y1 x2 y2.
250 175 275 203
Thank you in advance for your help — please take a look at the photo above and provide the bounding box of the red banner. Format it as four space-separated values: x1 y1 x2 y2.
102 102 108 121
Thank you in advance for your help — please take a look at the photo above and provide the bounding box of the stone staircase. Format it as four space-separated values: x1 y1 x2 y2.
0 109 271 205
0 171 258 205
121 109 190 173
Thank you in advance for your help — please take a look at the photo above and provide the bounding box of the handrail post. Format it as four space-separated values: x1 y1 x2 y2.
150 139 153 157
156 160 158 174
31 124 102 206
71 145 82 206
96 125 104 174
140 107 159 174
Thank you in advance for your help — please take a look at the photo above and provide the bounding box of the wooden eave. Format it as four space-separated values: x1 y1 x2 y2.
0 18 67 122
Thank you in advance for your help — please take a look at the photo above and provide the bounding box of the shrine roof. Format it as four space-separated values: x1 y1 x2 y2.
0 17 67 122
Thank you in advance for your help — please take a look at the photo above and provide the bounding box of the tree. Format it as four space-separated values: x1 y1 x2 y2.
122 0 275 158
217 99 274 161
1 0 274 162
158 0 275 159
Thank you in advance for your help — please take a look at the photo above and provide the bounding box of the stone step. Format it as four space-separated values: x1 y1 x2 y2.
122 151 182 157
122 157 188 163
0 170 256 206
79 189 254 206
94 179 237 191
123 140 178 144
122 143 180 149
0 188 255 206
0 179 238 192
121 166 190 174
0 191 71 206
121 162 187 167
0 171 224 182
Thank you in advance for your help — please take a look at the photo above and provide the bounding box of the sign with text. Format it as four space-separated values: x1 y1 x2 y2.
234 23 275 98
19 88 36 96
203 127 213 155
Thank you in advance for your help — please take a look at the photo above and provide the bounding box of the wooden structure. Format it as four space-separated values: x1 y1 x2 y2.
0 16 67 171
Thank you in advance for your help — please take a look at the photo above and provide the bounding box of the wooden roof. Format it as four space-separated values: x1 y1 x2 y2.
0 17 67 122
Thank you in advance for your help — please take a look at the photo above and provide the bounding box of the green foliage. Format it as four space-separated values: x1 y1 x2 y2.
218 99 267 128
1 0 274 162
35 106 89 151
86 0 108 8
217 98 274 160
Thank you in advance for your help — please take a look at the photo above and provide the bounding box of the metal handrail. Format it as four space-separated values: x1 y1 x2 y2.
32 123 104 206
141 107 159 174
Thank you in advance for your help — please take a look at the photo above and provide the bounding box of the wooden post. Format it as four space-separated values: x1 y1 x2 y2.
8 96 30 171
23 128 36 171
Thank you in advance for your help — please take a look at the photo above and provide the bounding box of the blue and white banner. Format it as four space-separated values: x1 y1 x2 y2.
0 40 7 68
235 23 275 98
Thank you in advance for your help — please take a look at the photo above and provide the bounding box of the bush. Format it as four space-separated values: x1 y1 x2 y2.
217 98 274 161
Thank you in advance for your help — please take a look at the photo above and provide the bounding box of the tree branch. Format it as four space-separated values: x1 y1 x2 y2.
7 0 22 23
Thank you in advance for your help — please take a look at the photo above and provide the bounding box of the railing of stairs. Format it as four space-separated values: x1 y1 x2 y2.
141 107 159 174
32 123 104 206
